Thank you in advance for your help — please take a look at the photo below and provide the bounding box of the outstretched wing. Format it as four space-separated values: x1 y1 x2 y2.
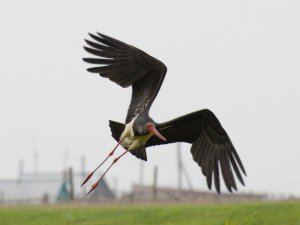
83 33 167 123
146 109 246 193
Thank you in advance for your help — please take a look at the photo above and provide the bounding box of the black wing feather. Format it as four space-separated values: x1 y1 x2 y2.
83 33 167 123
146 109 246 193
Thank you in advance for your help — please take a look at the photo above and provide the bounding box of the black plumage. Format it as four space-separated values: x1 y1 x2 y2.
83 33 167 124
83 33 246 194
146 109 246 193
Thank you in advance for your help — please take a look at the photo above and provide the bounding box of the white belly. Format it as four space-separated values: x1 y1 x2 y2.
119 119 152 150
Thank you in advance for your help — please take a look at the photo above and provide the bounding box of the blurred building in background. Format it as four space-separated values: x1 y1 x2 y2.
0 169 114 204
0 145 290 204
122 185 267 203
0 162 270 204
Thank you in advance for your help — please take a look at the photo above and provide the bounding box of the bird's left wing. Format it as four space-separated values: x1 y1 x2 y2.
83 33 167 123
146 109 246 193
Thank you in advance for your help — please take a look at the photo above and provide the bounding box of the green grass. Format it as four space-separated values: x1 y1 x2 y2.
0 201 299 225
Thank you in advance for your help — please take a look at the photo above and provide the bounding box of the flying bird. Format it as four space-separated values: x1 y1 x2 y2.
81 33 246 195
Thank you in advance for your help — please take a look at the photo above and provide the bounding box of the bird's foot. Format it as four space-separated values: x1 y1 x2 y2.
86 150 129 195
81 137 125 187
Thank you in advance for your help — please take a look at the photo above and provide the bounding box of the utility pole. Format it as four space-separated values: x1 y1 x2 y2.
139 161 144 185
153 166 158 200
68 167 74 201
177 143 193 191
81 155 86 178
182 165 193 190
32 137 39 174
18 159 24 178
113 177 118 198
177 143 183 190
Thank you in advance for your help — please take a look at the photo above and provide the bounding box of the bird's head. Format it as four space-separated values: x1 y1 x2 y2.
133 115 167 141
144 122 167 141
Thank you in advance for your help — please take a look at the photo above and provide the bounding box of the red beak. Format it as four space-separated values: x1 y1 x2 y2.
148 124 167 141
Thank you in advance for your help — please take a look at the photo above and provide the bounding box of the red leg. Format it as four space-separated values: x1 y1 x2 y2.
86 149 129 195
81 137 125 187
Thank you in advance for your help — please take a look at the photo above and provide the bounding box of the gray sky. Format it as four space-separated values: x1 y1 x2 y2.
1 0 300 197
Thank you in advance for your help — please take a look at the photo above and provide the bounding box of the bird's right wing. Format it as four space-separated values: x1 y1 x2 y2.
83 33 167 123
146 109 246 193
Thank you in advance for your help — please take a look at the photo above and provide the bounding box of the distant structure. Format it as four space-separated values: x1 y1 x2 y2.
121 144 266 203
0 157 114 204
122 185 267 203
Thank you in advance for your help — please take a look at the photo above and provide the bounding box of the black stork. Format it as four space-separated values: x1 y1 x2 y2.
81 33 246 195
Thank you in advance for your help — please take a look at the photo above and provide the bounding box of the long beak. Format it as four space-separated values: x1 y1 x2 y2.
148 124 167 141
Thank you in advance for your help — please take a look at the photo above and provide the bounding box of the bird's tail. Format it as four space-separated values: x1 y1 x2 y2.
109 120 125 142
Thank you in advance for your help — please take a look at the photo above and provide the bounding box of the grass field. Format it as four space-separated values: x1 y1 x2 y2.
0 201 299 225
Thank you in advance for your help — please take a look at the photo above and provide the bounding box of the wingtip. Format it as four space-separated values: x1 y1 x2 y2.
86 67 98 73
206 178 212 190
232 186 238 192
84 39 92 45
89 32 104 42
212 184 221 194
215 187 220 194
96 32 113 40
241 180 246 186
87 33 95 41
96 32 104 38
88 33 98 41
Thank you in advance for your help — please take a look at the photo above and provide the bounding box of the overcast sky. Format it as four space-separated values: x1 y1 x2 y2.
1 0 300 197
